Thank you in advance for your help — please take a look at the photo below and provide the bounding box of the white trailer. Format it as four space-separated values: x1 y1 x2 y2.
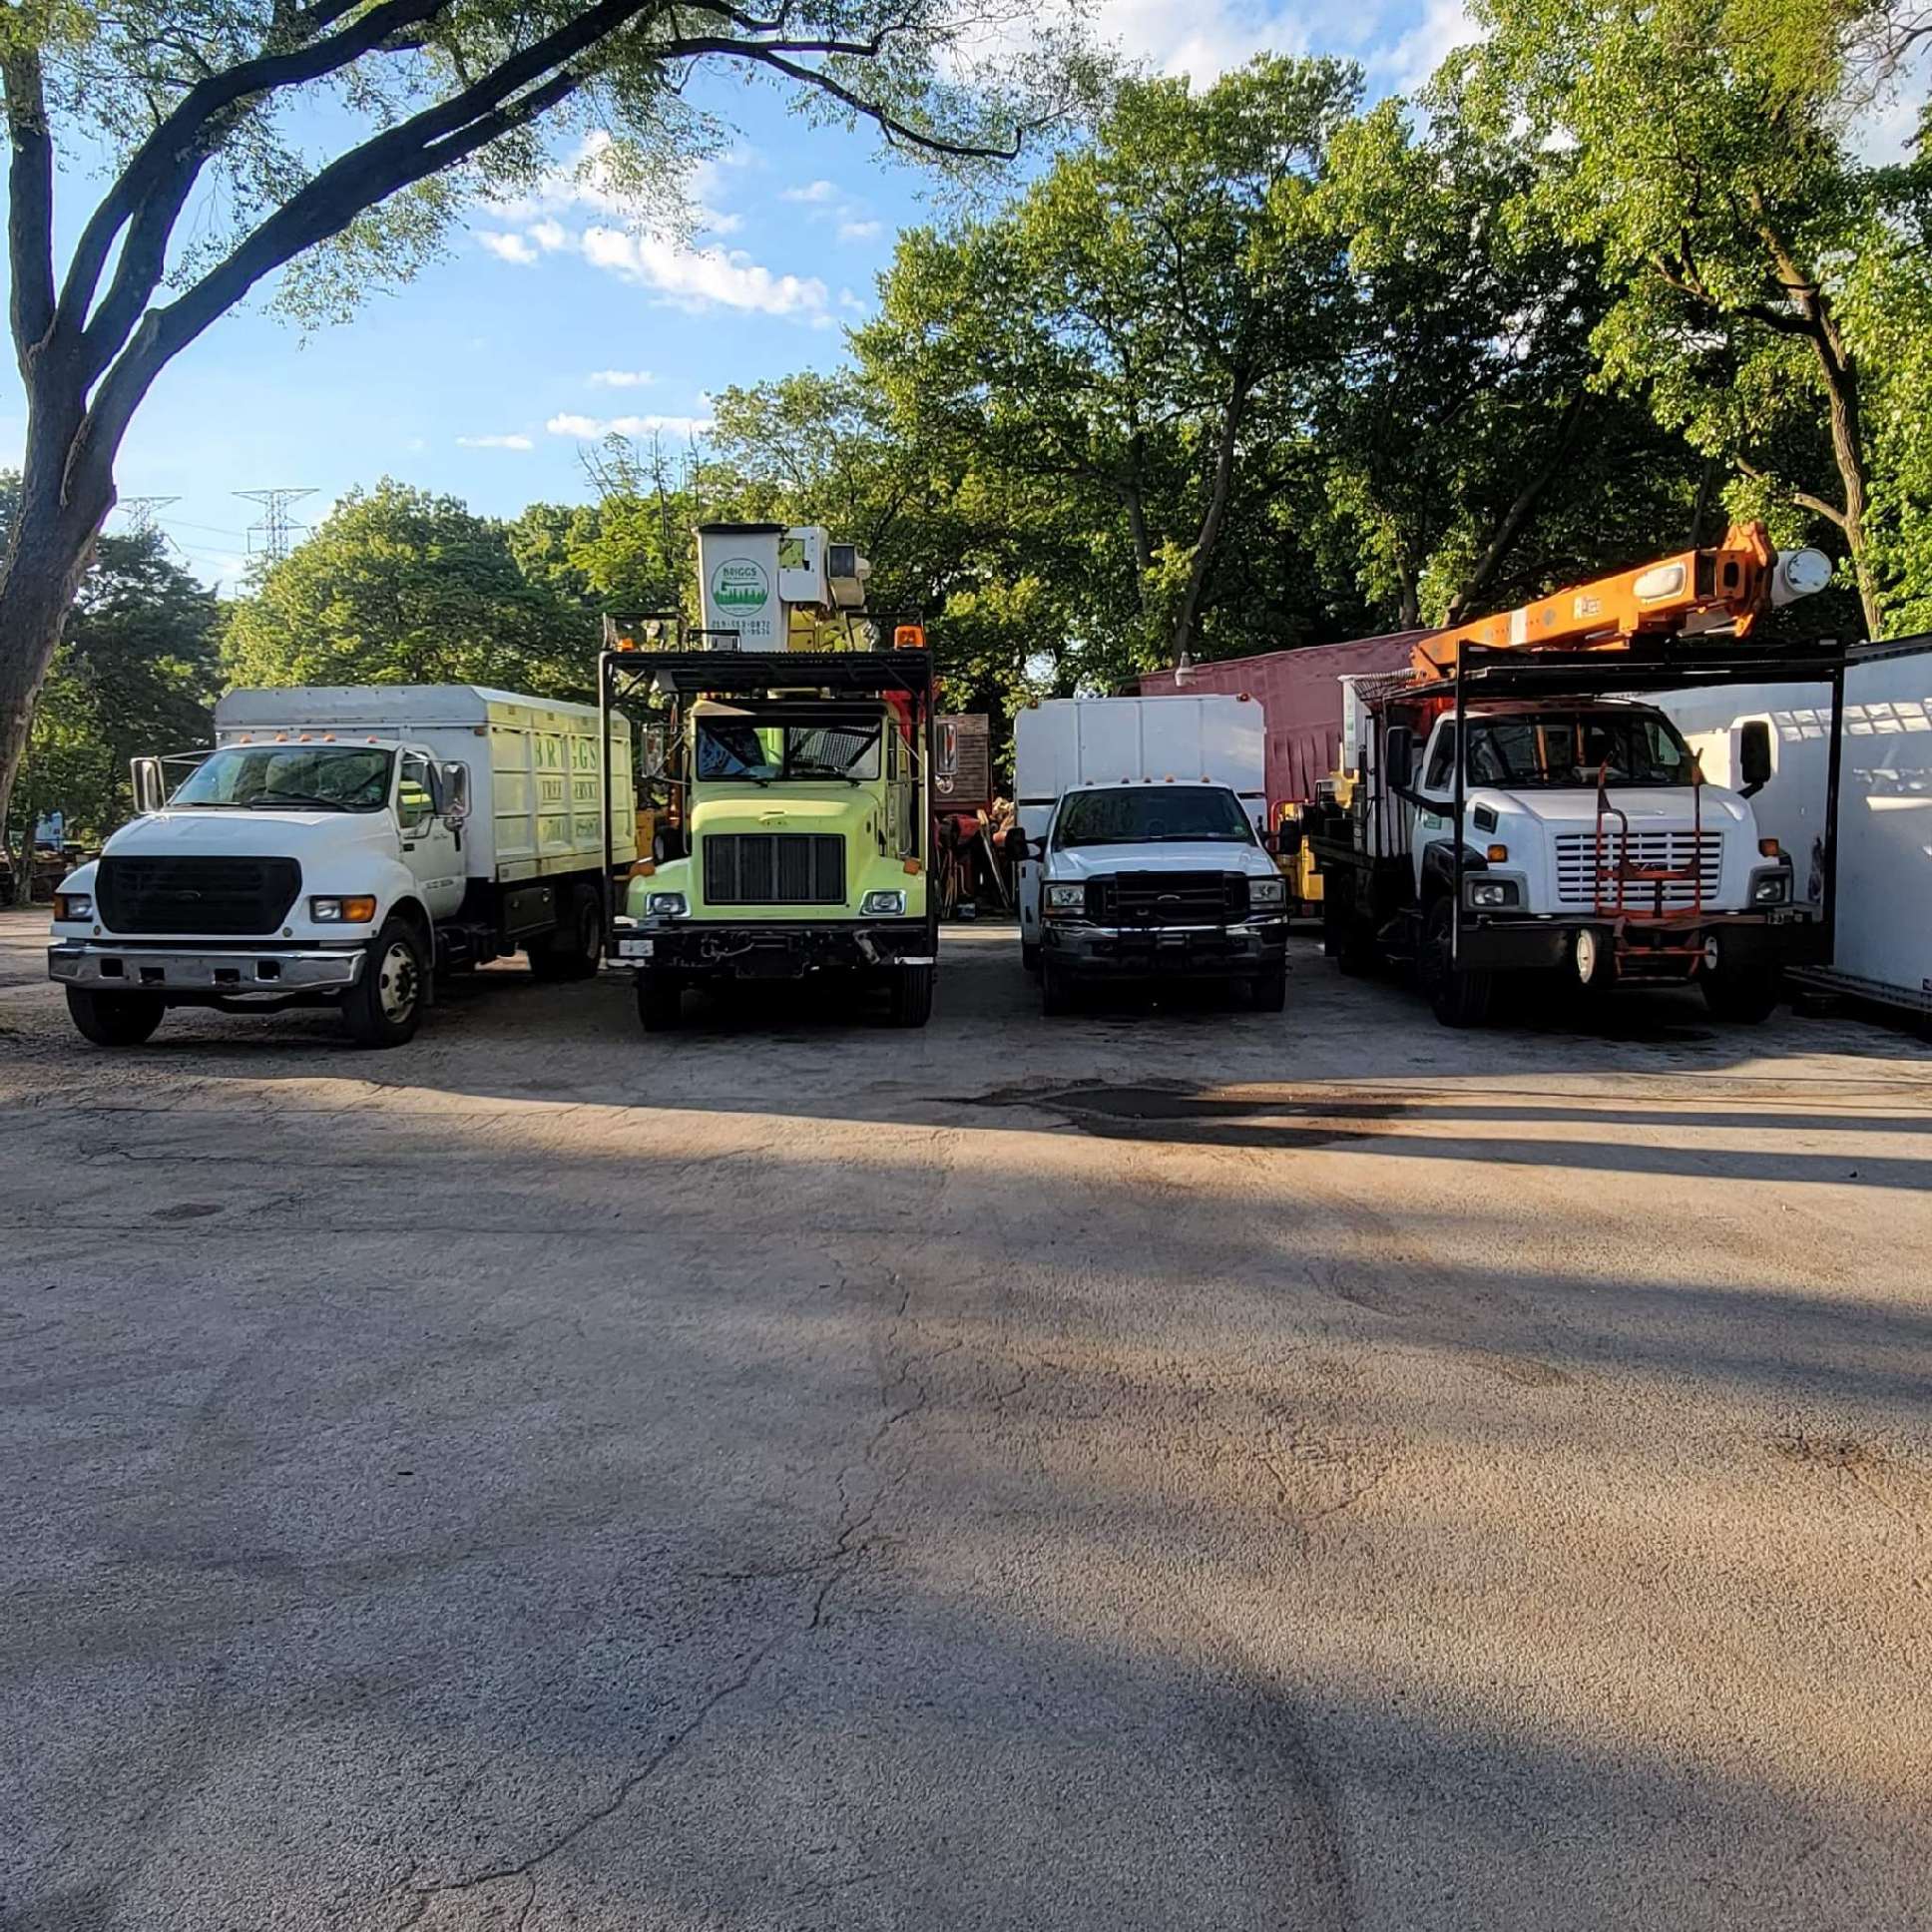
1662 654 1932 1019
48 685 634 1049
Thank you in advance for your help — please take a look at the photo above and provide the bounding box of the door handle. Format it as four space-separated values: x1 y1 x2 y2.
402 842 416 852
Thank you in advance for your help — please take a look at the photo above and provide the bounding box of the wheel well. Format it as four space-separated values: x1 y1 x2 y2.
390 896 432 938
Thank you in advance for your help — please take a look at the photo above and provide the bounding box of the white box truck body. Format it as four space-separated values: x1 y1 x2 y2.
48 686 634 1048
1662 658 1932 1017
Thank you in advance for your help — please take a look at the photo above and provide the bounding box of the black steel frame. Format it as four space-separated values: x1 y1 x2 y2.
595 647 939 943
1438 633 1932 971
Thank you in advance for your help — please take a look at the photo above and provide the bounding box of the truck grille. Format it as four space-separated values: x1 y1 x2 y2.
703 833 845 906
1086 871 1250 926
97 855 301 934
1553 831 1721 909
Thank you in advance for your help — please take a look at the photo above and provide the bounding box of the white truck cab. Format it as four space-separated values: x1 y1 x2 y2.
1022 779 1288 1013
48 686 633 1049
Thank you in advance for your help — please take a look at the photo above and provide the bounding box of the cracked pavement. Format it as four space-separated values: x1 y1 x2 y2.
4 910 1932 1929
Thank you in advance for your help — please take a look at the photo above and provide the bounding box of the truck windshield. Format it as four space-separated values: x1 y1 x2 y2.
1466 713 1695 788
697 718 882 783
169 745 393 811
1055 785 1254 847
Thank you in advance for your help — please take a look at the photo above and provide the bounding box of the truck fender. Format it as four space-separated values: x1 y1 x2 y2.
1419 838 1486 900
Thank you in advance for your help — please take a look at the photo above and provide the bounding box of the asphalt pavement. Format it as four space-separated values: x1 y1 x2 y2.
4 907 1931 1931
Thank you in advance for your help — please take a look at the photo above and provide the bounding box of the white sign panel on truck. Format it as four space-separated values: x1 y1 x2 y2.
697 522 785 650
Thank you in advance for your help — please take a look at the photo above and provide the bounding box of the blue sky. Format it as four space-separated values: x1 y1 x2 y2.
1 2 1474 587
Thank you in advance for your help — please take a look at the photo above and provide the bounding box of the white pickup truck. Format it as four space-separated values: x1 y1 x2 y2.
1009 696 1286 1014
47 685 634 1048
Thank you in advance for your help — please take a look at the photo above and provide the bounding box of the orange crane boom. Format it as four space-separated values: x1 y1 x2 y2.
1410 522 1800 679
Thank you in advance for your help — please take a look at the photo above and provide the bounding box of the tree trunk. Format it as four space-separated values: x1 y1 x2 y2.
1444 390 1589 625
1170 363 1251 661
1393 538 1421 632
1810 328 1882 638
0 421 116 868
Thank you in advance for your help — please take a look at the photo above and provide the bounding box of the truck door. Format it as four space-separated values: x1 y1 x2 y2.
1411 721 1457 895
397 748 465 921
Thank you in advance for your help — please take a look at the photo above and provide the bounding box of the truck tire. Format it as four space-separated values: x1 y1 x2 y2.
65 987 165 1047
888 963 934 1028
1248 962 1287 1012
530 884 603 982
1701 956 1780 1024
638 970 684 1033
340 917 427 1048
1041 961 1075 1017
1325 877 1376 976
1421 898 1493 1029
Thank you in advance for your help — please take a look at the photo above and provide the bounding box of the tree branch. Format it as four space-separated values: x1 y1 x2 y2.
662 37 1022 158
1734 456 1848 531
58 0 455 363
2 50 57 369
1444 387 1589 624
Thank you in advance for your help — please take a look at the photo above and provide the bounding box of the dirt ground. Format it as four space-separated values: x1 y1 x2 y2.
4 906 1931 1931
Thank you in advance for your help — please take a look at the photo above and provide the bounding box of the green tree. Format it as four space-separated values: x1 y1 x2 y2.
224 480 590 694
1470 0 1907 634
0 0 1096 887
858 58 1364 686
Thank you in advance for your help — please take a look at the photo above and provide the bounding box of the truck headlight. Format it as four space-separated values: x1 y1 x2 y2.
1749 868 1789 905
1249 876 1286 909
55 892 93 921
1043 881 1087 916
1466 878 1520 909
859 889 907 916
647 891 689 919
310 895 377 923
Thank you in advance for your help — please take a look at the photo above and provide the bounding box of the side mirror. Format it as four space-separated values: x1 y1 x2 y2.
1384 726 1415 793
131 756 166 814
437 761 471 823
1002 824 1029 863
1737 720 1772 798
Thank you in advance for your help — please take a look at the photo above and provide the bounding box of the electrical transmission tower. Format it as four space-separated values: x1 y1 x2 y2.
236 488 316 562
116 495 181 537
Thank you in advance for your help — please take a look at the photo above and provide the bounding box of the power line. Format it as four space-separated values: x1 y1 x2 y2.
235 487 316 563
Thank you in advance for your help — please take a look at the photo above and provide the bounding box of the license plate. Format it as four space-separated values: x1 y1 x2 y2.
618 938 655 959
1768 906 1808 926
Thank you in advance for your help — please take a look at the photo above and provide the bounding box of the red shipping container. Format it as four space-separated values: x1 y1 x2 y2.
1138 631 1427 813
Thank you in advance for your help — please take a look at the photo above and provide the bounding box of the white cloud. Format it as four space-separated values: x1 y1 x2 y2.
528 218 569 253
588 369 659 388
838 286 869 313
478 231 538 265
781 179 839 204
837 219 884 242
547 412 715 440
580 226 828 318
1091 0 1312 84
1376 0 1478 91
456 433 534 450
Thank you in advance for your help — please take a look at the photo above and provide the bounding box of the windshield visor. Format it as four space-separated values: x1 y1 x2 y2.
1055 785 1255 847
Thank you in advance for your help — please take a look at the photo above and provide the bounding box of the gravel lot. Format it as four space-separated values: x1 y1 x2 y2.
4 906 1931 1931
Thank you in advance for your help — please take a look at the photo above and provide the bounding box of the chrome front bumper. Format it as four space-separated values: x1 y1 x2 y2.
48 941 366 993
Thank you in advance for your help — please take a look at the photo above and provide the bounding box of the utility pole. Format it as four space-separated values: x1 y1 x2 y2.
236 488 317 563
115 496 181 538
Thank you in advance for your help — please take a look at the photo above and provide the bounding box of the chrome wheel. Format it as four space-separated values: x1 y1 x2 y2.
376 941 420 1023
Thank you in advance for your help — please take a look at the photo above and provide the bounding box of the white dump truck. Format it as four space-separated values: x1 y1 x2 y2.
1007 695 1287 1012
48 685 634 1048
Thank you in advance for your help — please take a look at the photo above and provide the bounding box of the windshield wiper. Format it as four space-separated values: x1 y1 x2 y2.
247 791 349 811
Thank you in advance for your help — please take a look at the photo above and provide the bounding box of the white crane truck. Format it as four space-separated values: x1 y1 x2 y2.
1307 525 1838 1026
48 686 634 1048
